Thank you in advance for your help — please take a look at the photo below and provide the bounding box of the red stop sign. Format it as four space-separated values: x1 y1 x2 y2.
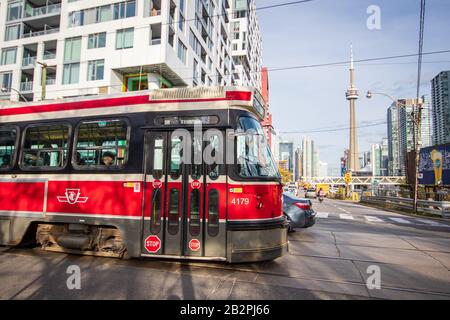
145 235 161 253
189 239 201 252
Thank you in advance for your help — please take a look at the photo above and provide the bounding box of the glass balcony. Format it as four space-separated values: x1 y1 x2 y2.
43 52 56 60
24 3 61 18
22 56 37 67
20 81 33 91
150 38 161 45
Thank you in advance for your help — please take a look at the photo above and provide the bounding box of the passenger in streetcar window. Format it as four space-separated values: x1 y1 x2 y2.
76 152 86 166
101 151 116 167
0 154 11 168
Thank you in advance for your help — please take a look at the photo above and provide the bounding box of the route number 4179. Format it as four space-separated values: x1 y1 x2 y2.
231 198 250 205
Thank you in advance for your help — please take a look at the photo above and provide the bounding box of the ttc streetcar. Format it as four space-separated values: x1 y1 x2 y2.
0 86 288 263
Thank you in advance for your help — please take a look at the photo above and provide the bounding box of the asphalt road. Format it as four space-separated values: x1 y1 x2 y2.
1 199 449 300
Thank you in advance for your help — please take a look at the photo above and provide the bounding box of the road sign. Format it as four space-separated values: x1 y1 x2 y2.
189 239 201 252
144 235 161 253
344 172 352 184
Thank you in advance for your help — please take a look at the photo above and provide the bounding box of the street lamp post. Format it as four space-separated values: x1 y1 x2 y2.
37 61 48 100
1 87 28 102
366 90 422 213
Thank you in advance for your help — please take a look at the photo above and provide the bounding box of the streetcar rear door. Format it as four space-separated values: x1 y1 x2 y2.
141 130 226 260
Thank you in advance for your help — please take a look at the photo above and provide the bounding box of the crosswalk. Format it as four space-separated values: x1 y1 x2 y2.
315 211 450 228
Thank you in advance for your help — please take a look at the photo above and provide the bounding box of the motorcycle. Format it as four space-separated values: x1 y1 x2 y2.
318 195 324 203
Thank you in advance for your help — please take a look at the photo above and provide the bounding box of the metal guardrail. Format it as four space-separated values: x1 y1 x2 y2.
22 28 59 39
361 195 450 218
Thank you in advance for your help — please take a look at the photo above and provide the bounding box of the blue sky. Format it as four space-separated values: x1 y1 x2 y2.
257 0 450 173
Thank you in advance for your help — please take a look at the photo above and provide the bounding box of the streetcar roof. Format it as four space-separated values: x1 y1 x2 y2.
0 86 266 123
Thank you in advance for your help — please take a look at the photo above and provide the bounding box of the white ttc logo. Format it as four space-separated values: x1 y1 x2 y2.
57 189 89 204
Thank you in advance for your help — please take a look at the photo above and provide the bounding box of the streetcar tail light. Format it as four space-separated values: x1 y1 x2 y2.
294 203 310 211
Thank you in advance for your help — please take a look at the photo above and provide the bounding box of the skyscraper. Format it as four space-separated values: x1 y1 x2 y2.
387 97 432 175
279 141 294 173
431 71 450 145
301 136 314 177
230 0 262 89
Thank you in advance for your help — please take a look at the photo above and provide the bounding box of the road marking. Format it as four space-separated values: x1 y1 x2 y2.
364 215 384 223
315 212 329 218
337 207 351 214
415 218 450 227
389 217 413 224
339 213 354 220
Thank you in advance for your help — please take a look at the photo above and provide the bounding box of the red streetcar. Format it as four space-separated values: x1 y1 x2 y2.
0 87 288 262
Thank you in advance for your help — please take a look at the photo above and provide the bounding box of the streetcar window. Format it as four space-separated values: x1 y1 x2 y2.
152 136 163 179
167 188 180 235
206 133 222 180
170 136 183 180
150 188 162 234
21 124 70 170
189 189 201 236
73 119 129 169
207 189 219 237
236 117 279 178
191 135 202 180
0 127 18 170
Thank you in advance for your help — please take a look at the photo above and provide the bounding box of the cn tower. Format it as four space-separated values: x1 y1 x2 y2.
345 45 360 172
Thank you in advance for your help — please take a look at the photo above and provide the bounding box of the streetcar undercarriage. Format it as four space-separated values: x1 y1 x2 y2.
36 224 127 258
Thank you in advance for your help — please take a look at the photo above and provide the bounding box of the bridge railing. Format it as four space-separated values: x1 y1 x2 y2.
301 176 406 186
360 195 450 218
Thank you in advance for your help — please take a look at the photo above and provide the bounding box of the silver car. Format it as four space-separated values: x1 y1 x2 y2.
305 188 317 199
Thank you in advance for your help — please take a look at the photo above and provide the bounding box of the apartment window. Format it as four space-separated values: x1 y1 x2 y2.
113 1 136 20
177 40 187 64
7 1 23 21
178 0 185 32
0 72 13 92
149 24 162 45
116 28 134 49
98 5 112 22
88 32 107 49
193 59 199 82
62 63 80 84
1 48 17 65
5 24 20 41
68 11 84 27
64 37 82 62
87 59 105 81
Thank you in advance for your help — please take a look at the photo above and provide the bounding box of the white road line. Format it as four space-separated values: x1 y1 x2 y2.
364 216 384 223
337 207 351 214
339 213 354 220
415 218 450 227
389 217 413 224
315 212 329 218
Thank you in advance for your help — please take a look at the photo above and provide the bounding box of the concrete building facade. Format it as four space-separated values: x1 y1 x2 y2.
0 0 260 102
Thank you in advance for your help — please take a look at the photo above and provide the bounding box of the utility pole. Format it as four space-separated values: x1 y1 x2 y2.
413 99 423 213
37 61 47 100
